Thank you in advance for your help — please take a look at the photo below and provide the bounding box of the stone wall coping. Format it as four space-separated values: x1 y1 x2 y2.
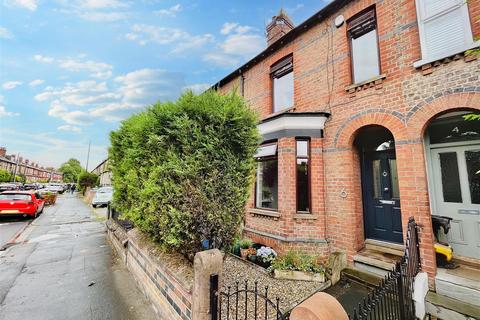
127 228 194 292
344 74 387 92
294 213 318 220
249 208 281 219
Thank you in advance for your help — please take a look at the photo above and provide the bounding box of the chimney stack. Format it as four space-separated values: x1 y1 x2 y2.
266 8 295 46
0 147 6 158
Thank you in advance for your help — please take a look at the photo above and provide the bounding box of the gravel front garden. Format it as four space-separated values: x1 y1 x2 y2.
222 254 330 315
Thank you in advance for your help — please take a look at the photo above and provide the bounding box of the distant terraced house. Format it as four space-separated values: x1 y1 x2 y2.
0 147 63 183
214 0 480 315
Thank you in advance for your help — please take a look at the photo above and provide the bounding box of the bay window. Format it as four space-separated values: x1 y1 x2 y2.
296 139 310 212
347 7 381 84
254 143 278 210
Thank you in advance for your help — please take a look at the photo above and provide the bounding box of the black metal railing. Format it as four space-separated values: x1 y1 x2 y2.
350 217 421 320
210 274 287 320
108 204 134 231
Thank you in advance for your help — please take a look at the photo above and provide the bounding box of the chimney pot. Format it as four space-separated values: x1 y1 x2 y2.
266 9 295 46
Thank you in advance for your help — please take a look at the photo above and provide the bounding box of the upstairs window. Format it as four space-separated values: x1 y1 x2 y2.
271 55 294 113
347 7 381 84
254 143 278 210
416 0 475 63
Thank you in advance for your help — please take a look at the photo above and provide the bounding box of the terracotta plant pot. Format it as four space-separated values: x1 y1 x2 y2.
240 248 249 259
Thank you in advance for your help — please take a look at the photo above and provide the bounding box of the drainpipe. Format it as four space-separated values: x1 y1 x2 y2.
239 69 245 97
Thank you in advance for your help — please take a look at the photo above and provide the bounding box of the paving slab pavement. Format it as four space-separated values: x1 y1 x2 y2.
0 194 156 320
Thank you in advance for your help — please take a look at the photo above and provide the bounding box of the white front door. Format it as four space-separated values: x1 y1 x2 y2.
430 145 480 259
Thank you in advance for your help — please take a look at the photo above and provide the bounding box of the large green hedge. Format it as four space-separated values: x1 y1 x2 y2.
109 90 260 259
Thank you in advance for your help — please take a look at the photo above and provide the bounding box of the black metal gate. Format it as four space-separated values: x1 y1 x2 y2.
210 274 288 320
107 204 134 231
350 217 421 320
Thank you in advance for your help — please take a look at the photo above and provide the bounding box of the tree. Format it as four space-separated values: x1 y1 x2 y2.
77 171 99 194
0 169 11 183
109 90 260 260
59 158 83 183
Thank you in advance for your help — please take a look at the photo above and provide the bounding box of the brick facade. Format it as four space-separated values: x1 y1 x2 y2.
217 0 480 282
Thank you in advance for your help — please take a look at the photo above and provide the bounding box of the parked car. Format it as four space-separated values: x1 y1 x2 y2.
0 183 18 192
45 184 65 194
92 187 113 208
0 191 45 218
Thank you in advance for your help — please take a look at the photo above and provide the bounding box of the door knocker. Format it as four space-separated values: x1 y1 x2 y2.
382 170 388 177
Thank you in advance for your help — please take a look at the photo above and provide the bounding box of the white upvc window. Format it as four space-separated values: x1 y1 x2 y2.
414 0 478 67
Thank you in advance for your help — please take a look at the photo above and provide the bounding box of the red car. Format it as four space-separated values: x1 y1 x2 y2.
0 191 45 218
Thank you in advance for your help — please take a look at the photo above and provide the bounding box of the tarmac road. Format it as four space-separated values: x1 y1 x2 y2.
0 194 156 320
0 218 29 249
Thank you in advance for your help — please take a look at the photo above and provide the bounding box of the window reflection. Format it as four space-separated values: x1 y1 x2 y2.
428 114 480 144
351 29 380 83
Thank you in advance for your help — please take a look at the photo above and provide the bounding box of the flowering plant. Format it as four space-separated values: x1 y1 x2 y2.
244 248 257 257
256 246 277 264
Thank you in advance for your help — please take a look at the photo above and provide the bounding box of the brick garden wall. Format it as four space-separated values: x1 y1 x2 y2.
218 0 480 282
107 222 193 320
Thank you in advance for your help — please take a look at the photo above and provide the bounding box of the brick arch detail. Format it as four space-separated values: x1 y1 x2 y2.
334 110 408 149
407 92 480 140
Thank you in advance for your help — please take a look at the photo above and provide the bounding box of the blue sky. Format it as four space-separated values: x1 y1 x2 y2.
0 0 329 169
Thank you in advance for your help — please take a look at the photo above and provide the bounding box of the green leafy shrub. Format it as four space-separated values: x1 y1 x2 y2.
109 90 260 260
77 171 99 193
0 169 11 183
239 238 253 249
270 251 324 274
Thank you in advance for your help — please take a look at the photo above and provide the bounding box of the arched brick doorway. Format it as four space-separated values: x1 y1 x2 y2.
354 125 403 244
424 110 480 260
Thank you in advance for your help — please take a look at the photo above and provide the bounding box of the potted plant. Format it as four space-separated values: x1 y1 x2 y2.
256 246 277 268
239 238 253 259
270 251 325 282
245 248 257 262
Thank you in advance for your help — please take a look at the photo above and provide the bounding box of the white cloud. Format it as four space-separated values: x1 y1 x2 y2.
125 24 214 53
0 27 13 39
58 58 113 79
220 22 238 35
48 100 95 125
114 68 184 105
33 54 54 63
155 3 181 17
36 68 185 125
183 83 210 94
35 80 114 106
4 0 37 11
77 0 128 9
29 79 44 87
78 11 129 22
57 125 82 133
0 96 19 117
204 24 265 68
2 81 22 90
0 106 19 117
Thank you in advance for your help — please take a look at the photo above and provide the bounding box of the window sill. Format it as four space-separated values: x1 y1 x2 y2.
249 208 280 220
345 74 387 93
294 213 317 220
413 41 480 69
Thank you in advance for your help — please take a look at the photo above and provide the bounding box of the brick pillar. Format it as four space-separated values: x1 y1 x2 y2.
277 137 296 236
192 249 223 320
396 143 437 284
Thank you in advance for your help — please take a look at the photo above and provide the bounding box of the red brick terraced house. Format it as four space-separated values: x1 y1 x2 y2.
215 0 480 307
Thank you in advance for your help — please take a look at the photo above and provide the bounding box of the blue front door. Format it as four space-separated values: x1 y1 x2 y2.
362 151 403 243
